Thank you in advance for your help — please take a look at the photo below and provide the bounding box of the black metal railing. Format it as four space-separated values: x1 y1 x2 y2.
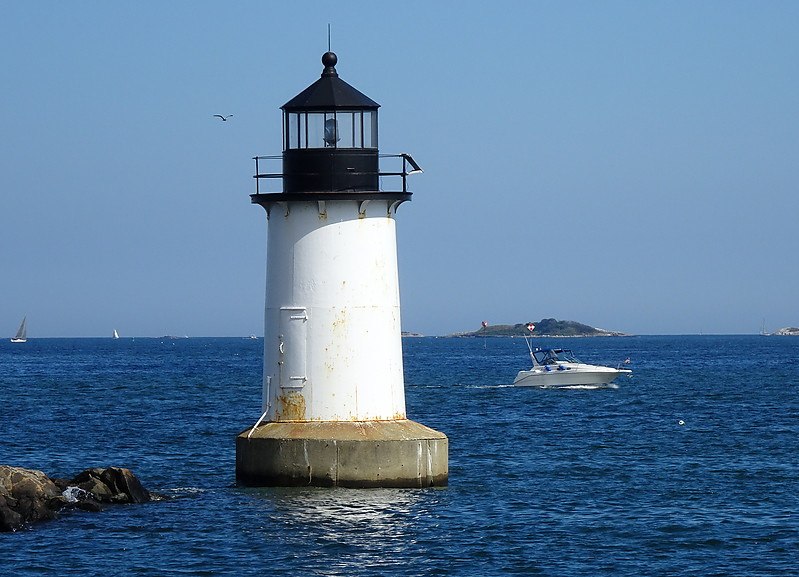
252 153 422 195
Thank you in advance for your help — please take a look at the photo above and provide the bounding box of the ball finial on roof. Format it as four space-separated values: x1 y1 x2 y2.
322 51 337 67
321 51 338 77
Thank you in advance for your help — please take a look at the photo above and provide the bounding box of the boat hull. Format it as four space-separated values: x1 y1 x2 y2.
513 364 631 387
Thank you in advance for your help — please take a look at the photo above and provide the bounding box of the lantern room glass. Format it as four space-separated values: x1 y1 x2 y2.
284 110 377 150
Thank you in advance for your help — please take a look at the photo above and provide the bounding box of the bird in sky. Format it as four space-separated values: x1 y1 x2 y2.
213 114 233 121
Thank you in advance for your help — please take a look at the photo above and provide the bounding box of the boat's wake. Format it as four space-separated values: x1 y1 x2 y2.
535 383 619 390
466 383 619 390
466 384 515 389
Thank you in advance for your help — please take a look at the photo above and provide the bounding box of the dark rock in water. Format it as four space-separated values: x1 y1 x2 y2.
0 466 62 531
0 465 152 532
0 494 23 529
68 467 151 504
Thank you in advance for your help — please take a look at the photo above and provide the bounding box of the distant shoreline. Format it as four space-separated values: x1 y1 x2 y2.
8 330 799 339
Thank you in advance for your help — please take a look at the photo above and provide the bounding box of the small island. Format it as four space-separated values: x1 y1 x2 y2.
454 318 628 338
401 331 425 338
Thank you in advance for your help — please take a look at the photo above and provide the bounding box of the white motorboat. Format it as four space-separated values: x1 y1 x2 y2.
513 345 631 387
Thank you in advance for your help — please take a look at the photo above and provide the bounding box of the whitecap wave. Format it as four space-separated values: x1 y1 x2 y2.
62 486 91 503
162 486 207 497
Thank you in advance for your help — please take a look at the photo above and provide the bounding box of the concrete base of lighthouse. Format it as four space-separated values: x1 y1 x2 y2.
236 419 448 488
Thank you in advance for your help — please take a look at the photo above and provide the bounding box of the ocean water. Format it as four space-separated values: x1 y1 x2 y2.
1 335 797 576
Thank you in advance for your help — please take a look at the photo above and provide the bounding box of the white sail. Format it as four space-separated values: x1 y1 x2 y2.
11 316 27 343
113 329 120 339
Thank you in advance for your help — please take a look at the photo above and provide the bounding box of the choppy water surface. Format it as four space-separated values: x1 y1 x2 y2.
2 335 797 575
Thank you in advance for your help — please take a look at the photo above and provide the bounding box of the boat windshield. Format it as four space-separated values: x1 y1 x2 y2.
533 349 581 365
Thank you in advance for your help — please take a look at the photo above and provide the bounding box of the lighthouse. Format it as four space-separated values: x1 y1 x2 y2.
236 52 448 488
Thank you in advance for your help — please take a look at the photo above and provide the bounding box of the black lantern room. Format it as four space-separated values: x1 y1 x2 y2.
252 52 421 204
282 52 378 194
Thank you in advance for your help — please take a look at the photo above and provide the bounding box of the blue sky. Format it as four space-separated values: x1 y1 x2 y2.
2 1 797 337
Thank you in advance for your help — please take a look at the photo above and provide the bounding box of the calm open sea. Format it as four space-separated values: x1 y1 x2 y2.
1 335 797 575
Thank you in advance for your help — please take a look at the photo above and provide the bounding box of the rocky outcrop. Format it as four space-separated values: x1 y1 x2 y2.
0 467 62 530
60 467 151 505
0 466 152 532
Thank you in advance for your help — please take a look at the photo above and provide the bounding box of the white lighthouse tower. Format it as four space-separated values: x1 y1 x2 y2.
236 52 448 488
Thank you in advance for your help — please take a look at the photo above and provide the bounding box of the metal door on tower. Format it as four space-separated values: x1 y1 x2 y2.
278 307 307 389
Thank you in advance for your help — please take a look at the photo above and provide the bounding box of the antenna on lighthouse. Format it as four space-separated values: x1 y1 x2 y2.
327 24 331 52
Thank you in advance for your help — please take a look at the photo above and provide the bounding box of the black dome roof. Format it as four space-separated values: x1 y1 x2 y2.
282 52 379 112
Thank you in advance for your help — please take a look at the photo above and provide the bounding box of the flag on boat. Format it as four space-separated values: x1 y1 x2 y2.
526 323 535 333
481 321 488 328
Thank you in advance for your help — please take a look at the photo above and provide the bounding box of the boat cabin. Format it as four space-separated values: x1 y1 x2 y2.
532 348 582 366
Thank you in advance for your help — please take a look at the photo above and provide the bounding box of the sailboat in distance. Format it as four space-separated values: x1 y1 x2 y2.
11 316 27 343
113 329 120 339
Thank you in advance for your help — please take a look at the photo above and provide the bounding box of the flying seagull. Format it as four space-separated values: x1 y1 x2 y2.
213 114 233 121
